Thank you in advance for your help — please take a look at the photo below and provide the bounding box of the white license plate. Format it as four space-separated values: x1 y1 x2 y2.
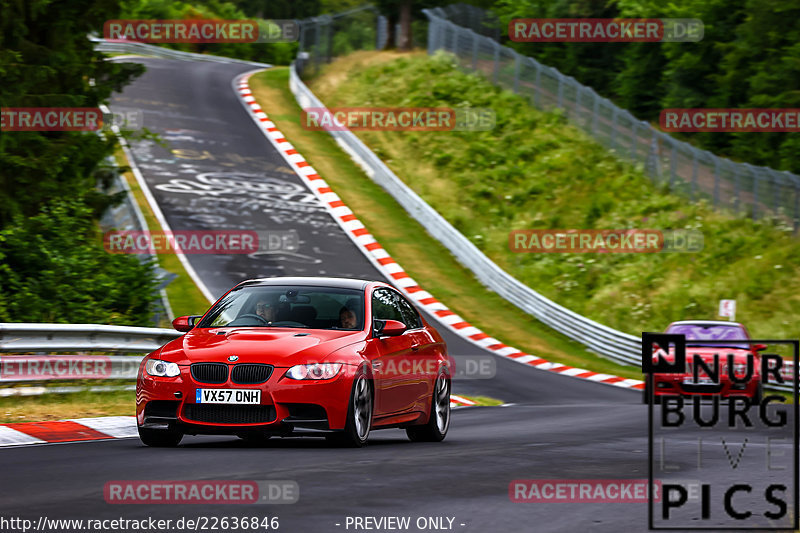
195 388 261 404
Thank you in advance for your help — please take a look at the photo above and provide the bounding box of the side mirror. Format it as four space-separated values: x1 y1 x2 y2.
377 319 407 337
752 343 768 352
172 315 200 332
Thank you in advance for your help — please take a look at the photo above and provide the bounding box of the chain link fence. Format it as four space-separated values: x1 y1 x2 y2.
296 5 388 79
423 8 800 231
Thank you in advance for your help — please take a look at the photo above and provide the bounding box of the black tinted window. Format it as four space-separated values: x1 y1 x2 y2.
197 285 364 330
396 294 422 329
372 288 404 322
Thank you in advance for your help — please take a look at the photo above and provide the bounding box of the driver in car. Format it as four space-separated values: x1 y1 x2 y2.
256 301 276 323
339 306 357 329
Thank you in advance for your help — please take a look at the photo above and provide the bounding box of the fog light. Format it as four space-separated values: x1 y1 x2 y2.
174 391 183 399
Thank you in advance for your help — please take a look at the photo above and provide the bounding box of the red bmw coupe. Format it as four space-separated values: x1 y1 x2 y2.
646 320 765 404
136 277 451 447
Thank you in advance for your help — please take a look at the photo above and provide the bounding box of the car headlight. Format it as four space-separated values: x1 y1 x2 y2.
286 363 343 380
145 358 181 377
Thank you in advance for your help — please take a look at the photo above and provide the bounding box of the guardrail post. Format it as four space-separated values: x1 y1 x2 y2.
312 18 321 75
752 166 759 219
492 40 500 83
471 29 479 70
610 107 618 149
669 141 677 191
772 171 780 216
298 22 306 52
377 15 388 50
645 130 661 182
556 72 564 109
795 180 799 232
512 53 521 93
427 18 436 54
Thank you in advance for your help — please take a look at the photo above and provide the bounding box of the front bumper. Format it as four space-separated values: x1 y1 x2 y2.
136 363 358 434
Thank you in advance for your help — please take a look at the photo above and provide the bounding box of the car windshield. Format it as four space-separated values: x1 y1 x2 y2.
197 285 365 330
665 324 750 349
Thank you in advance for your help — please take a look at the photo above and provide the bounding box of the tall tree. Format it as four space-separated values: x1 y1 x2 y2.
0 0 144 225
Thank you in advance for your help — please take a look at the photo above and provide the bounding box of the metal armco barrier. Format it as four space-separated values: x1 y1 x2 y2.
91 37 272 68
288 64 795 394
0 323 180 354
0 324 181 391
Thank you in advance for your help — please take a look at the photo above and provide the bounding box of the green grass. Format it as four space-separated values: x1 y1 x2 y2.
248 64 644 381
307 51 800 343
466 395 505 407
0 389 134 423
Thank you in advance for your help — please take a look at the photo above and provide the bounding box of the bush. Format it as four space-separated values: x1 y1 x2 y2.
0 199 160 325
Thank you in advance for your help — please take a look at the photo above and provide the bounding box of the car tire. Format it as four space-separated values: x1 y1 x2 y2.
138 426 183 447
406 373 450 443
327 372 372 448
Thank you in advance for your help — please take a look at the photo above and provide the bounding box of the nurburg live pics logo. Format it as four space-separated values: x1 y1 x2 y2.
642 332 799 530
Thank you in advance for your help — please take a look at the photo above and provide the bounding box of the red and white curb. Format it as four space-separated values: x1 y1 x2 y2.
0 416 137 447
234 71 644 394
450 394 477 408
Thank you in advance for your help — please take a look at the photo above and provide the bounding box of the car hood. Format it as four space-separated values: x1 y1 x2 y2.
158 328 367 366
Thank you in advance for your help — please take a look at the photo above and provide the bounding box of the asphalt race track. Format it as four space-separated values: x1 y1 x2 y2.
0 58 794 533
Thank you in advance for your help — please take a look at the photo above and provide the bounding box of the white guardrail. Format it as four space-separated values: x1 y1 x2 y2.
288 64 796 394
90 37 273 68
0 324 181 387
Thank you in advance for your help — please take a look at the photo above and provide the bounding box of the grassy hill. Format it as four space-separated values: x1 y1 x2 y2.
308 51 800 341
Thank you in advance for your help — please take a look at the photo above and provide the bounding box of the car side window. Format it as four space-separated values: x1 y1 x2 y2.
395 293 423 329
372 288 405 323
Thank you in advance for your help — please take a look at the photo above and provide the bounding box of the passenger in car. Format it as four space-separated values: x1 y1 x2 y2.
339 306 358 329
